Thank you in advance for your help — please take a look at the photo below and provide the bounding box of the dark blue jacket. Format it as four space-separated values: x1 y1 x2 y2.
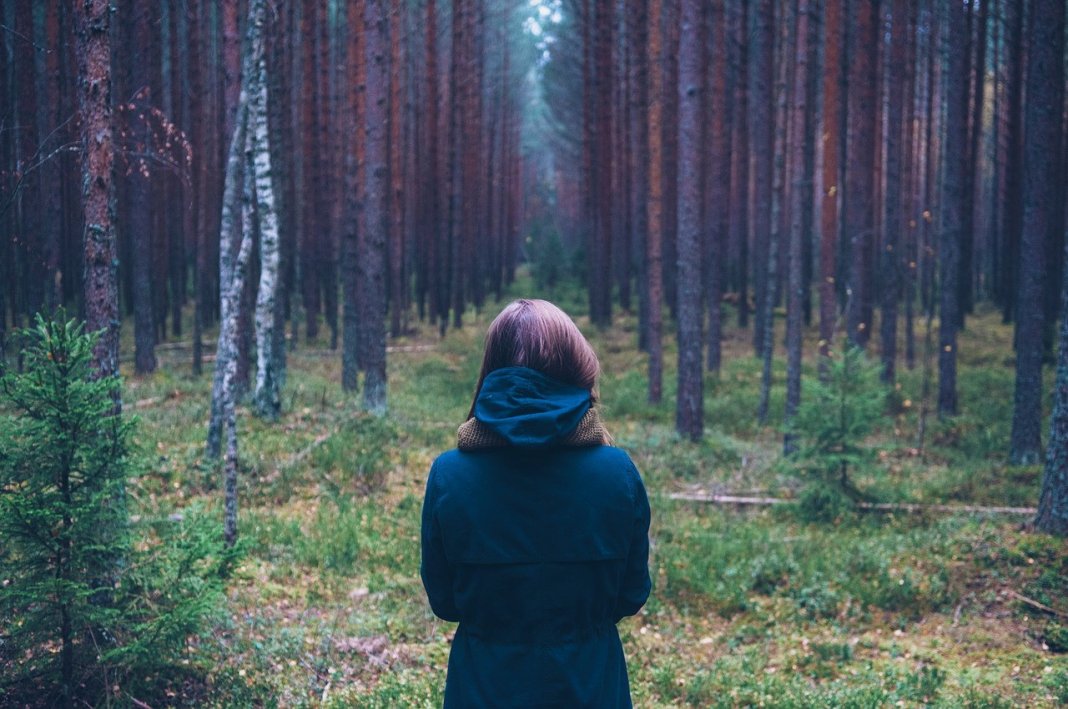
421 367 651 708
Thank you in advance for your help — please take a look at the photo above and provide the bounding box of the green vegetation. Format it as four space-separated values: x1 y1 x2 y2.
786 344 887 521
0 316 234 706
5 283 1066 706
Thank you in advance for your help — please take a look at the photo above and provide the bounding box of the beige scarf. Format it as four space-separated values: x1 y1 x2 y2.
457 407 611 451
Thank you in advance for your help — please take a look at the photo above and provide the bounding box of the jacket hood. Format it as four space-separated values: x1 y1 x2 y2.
473 366 592 447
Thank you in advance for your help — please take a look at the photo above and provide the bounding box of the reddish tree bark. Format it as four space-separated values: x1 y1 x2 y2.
819 0 843 374
705 0 729 374
729 0 750 329
879 0 909 383
844 0 878 348
75 0 120 387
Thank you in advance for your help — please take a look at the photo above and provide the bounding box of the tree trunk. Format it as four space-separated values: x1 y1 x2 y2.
219 0 269 547
675 0 704 440
207 22 255 458
629 0 650 350
706 0 729 374
343 0 364 392
1000 0 1024 325
844 0 877 348
960 0 988 326
389 0 406 338
1011 0 1065 464
785 0 812 453
938 0 968 418
647 0 665 404
75 0 120 388
361 0 390 414
1039 258 1068 535
880 0 908 384
758 0 792 426
129 3 158 375
14 0 43 325
751 0 775 356
249 7 282 421
730 0 750 329
819 0 843 377
300 3 321 342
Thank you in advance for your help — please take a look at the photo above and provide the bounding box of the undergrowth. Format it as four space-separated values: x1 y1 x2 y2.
24 278 1065 707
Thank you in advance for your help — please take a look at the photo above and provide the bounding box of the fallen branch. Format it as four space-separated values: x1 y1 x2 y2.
1007 589 1068 618
667 492 1037 516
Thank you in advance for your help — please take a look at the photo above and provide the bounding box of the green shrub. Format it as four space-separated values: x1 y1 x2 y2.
0 315 134 703
0 315 233 706
786 344 887 521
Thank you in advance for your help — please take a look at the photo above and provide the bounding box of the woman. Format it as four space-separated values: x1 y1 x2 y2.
420 299 651 708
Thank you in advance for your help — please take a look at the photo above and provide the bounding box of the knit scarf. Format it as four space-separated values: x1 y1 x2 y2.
457 407 611 451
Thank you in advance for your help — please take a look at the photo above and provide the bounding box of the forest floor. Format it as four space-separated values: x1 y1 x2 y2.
124 275 1068 707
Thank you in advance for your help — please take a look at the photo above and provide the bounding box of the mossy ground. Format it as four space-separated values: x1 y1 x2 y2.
119 276 1067 706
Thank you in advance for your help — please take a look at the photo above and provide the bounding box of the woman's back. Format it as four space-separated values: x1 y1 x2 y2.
420 302 651 707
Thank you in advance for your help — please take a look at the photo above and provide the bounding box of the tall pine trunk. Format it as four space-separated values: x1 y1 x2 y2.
675 0 704 440
819 0 843 377
76 0 120 387
646 0 665 404
785 0 812 453
844 0 877 348
1011 0 1065 464
938 0 968 417
705 0 729 374
360 0 390 414
880 0 908 383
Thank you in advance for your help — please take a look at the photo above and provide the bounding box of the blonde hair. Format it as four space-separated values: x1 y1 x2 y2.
469 299 600 417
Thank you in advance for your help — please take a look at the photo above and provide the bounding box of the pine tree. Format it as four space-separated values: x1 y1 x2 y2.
0 315 236 705
0 315 130 706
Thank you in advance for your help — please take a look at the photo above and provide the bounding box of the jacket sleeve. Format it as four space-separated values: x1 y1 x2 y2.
614 461 652 621
420 464 461 622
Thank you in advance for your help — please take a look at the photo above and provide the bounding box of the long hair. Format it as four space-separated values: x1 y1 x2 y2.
468 299 600 418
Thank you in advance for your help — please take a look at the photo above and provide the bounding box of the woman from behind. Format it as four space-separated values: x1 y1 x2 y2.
420 298 651 708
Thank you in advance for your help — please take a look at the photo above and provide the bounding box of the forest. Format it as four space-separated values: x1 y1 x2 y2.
1 0 1068 706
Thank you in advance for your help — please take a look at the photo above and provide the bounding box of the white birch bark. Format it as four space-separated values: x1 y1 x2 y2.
213 0 268 545
207 103 249 459
248 4 282 420
205 120 244 459
223 144 256 548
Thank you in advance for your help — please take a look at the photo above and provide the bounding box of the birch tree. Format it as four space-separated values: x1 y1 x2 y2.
249 6 282 421
210 0 269 545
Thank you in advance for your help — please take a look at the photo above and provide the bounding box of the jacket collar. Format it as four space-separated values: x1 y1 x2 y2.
457 406 610 451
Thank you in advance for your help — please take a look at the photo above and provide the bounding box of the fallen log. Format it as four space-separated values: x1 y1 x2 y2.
666 492 1037 516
